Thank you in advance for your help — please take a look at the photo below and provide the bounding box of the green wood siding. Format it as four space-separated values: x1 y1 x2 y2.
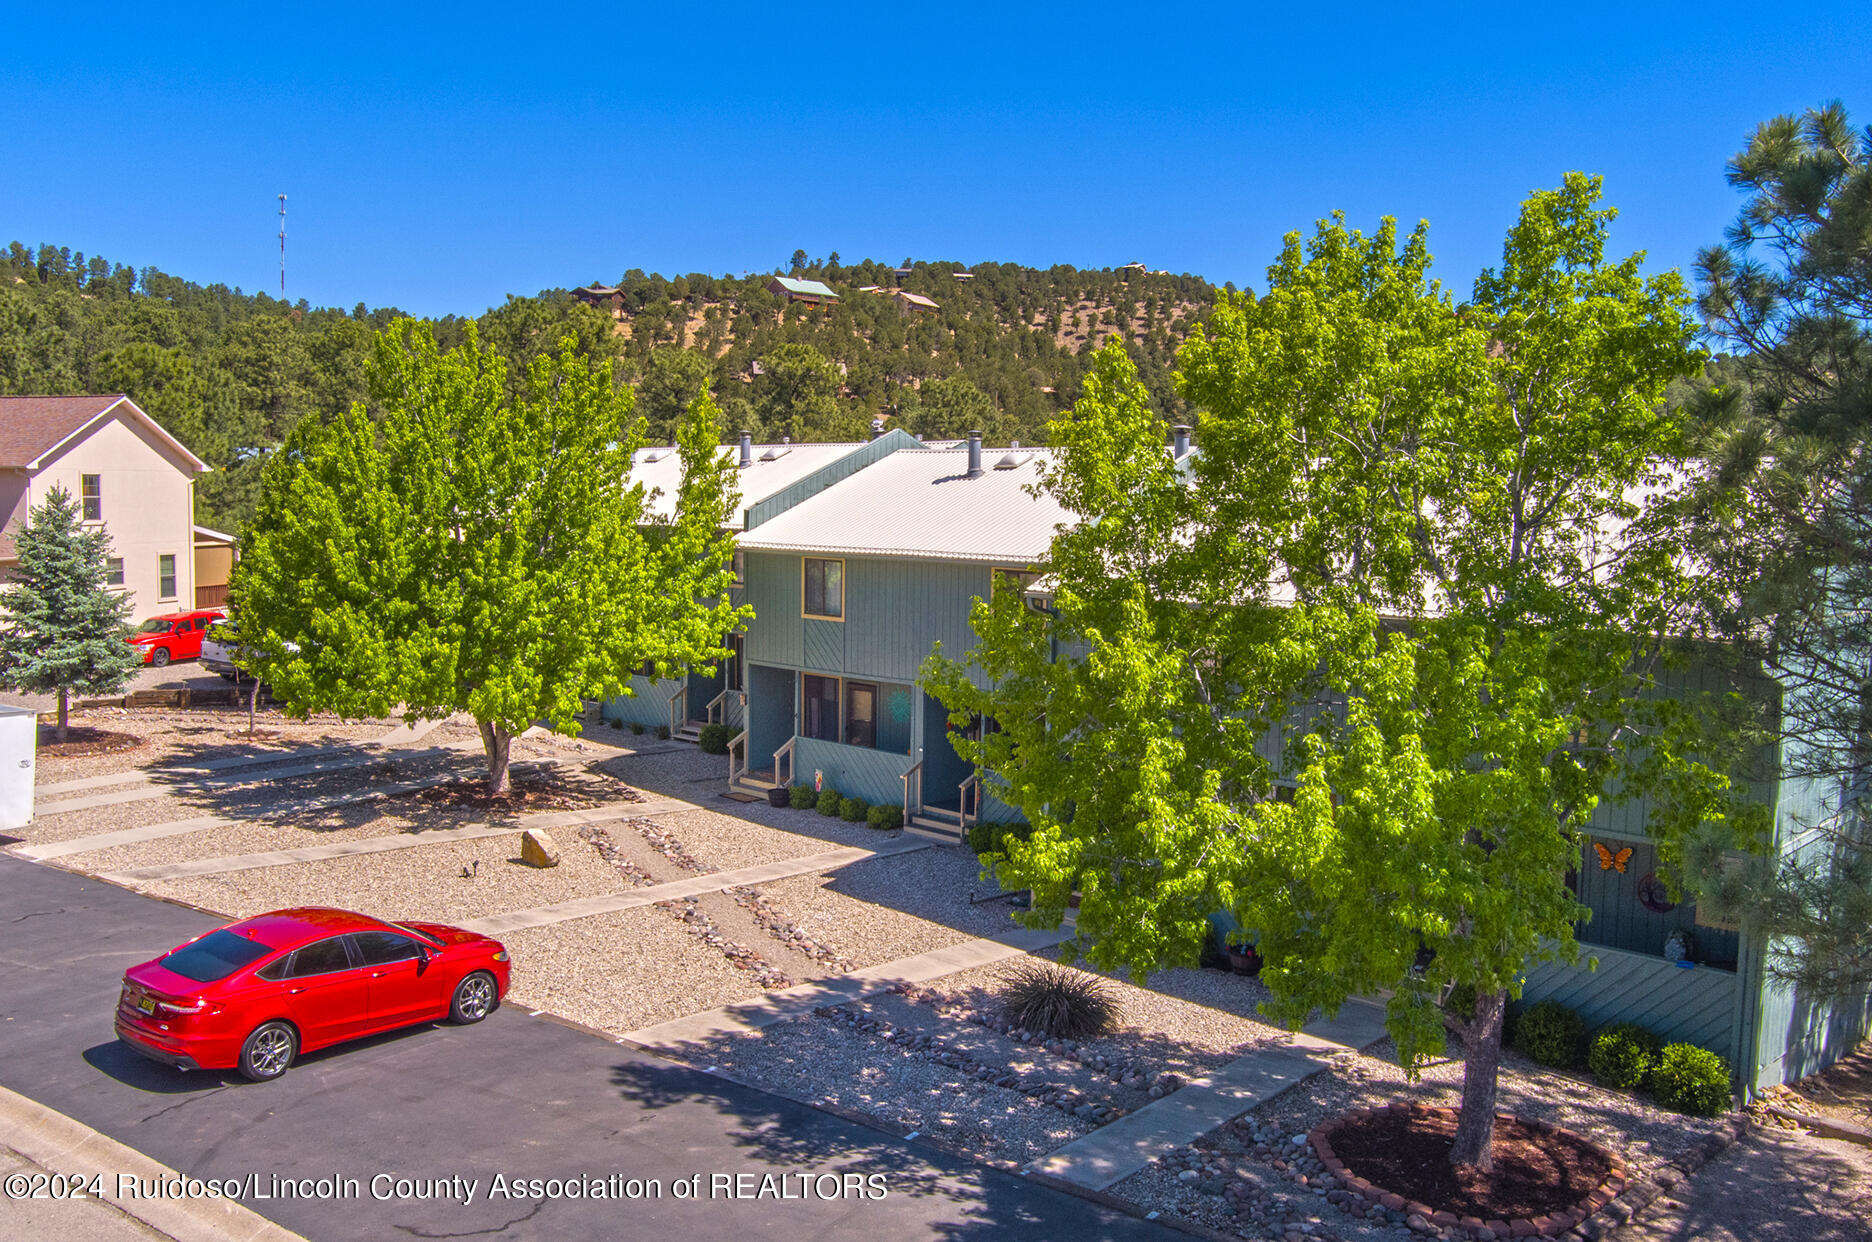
1521 944 1739 1068
1573 838 1739 966
602 675 683 729
803 618 845 671
796 736 915 808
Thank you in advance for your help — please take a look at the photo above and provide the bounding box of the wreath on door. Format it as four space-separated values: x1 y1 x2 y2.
1636 871 1677 915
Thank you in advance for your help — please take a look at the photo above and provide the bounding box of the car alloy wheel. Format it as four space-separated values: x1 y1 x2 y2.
151 647 171 667
239 1021 297 1081
450 972 496 1024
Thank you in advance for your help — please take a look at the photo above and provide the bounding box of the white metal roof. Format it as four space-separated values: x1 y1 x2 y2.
630 442 876 529
736 447 1075 564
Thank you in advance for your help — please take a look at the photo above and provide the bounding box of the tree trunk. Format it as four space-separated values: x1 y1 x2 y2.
479 720 512 795
247 674 259 737
56 687 69 743
1448 987 1506 1175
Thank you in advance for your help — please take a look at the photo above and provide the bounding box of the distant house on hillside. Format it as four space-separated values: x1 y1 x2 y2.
890 290 939 317
0 395 211 620
1118 261 1147 278
951 271 974 281
767 277 839 307
890 267 913 286
571 284 624 314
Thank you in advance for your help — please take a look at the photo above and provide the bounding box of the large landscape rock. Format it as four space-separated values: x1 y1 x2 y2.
519 827 560 867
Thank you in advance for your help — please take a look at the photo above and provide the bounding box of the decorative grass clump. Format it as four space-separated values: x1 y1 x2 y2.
999 962 1119 1040
630 721 646 735
866 804 903 831
839 796 870 823
816 788 843 817
789 784 818 810
1588 1022 1663 1091
1650 1043 1734 1116
1513 999 1585 1069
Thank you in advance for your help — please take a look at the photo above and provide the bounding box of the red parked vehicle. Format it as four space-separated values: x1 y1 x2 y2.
116 908 510 1081
125 609 226 667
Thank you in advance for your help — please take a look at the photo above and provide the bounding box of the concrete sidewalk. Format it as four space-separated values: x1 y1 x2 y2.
1031 998 1391 1190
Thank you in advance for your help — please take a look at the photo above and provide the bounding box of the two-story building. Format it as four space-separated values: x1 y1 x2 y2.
599 429 921 738
0 395 210 621
726 433 1068 840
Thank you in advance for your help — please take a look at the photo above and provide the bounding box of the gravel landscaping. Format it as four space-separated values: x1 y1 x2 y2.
142 826 642 925
677 1012 1097 1167
1111 1035 1737 1242
754 853 1022 971
500 907 780 1032
645 806 889 870
914 958 1294 1081
64 801 490 871
31 709 398 784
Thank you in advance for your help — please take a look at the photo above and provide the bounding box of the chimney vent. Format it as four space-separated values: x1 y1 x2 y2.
965 430 983 478
1172 424 1192 458
738 431 753 468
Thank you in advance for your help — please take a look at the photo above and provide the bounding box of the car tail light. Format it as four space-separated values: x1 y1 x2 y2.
155 997 211 1017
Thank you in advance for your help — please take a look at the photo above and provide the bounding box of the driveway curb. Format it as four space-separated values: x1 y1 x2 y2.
0 1084 308 1242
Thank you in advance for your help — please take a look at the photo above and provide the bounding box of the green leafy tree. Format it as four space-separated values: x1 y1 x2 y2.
636 347 715 444
0 486 140 739
232 320 746 792
924 178 1755 1173
1679 101 1872 996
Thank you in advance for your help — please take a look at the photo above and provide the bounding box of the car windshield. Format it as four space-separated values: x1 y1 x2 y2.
135 618 170 634
161 929 275 982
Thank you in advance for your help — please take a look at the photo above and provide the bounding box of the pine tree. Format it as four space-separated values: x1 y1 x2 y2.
0 486 140 739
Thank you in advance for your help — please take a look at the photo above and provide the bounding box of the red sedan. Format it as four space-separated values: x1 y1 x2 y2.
126 609 225 667
115 908 510 1081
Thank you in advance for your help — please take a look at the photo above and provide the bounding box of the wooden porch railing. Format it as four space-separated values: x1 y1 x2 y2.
774 737 797 790
959 772 981 830
902 758 924 822
705 688 729 726
667 685 686 737
727 730 748 786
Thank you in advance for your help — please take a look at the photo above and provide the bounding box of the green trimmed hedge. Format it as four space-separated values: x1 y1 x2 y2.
1513 999 1585 1069
1588 1023 1664 1091
815 788 843 816
789 784 817 810
839 796 870 823
697 723 730 754
867 804 904 831
1651 1043 1733 1116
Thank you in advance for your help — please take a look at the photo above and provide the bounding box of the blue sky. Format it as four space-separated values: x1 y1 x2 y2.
4 4 1867 318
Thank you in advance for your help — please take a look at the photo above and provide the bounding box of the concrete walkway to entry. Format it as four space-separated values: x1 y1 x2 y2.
1031 998 1391 1191
624 924 1069 1052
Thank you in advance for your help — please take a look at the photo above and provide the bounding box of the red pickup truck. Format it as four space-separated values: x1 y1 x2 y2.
126 609 226 667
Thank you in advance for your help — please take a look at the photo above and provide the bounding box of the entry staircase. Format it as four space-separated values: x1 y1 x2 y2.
723 734 973 847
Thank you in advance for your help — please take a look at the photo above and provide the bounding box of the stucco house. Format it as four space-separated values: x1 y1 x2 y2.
0 395 210 621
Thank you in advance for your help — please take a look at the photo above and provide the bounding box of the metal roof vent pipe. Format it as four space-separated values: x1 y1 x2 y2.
738 430 753 468
1172 424 1192 458
966 430 983 478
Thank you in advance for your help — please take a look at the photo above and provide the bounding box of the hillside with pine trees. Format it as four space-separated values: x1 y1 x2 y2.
0 242 1225 534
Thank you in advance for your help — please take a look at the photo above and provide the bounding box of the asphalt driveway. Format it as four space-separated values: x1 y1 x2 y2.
0 855 1168 1241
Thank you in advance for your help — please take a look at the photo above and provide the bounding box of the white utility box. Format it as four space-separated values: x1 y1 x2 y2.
0 704 37 829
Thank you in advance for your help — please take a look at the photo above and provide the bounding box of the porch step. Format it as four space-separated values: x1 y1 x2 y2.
731 773 778 794
675 721 704 743
915 803 965 825
907 815 968 845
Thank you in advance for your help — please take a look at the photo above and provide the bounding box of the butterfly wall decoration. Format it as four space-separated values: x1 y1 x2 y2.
1593 842 1634 873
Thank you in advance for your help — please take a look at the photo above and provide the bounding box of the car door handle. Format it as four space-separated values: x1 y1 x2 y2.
370 971 383 978
287 987 305 995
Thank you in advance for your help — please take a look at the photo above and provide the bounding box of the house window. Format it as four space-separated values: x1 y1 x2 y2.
803 557 844 620
726 634 744 692
157 554 177 599
104 557 125 587
635 660 656 679
732 548 746 586
845 681 877 749
81 475 102 521
990 567 1038 599
801 674 840 742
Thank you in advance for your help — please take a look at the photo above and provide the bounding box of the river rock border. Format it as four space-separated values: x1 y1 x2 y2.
1308 1104 1625 1240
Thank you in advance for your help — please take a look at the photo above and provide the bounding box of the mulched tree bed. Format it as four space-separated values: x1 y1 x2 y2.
36 726 147 758
1313 1102 1624 1235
